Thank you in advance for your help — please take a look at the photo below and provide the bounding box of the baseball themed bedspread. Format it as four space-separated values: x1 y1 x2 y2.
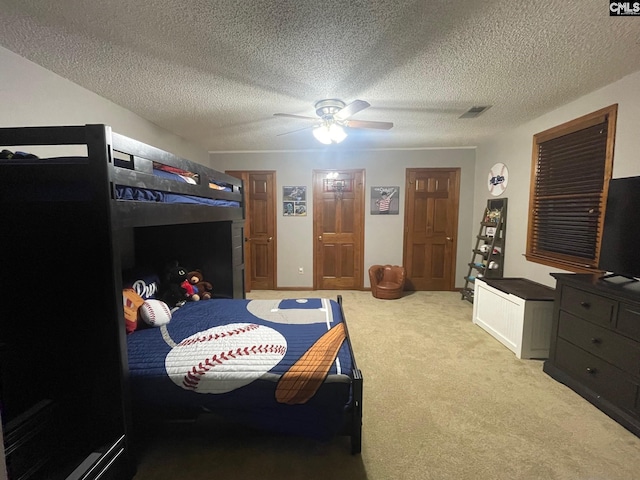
127 297 355 440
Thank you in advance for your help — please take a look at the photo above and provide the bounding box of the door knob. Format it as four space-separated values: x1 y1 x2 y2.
446 237 453 241
267 236 273 242
318 235 323 241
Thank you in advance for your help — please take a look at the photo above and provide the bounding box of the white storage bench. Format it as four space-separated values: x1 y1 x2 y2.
472 278 555 359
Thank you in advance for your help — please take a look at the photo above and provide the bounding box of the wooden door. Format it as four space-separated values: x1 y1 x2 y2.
403 168 460 290
226 170 276 291
313 169 365 290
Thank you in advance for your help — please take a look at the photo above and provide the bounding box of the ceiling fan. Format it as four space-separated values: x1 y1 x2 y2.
274 99 393 144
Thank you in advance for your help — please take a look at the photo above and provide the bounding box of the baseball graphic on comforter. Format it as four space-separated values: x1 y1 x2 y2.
165 322 287 394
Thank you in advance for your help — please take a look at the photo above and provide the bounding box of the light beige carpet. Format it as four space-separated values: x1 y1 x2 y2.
133 291 640 480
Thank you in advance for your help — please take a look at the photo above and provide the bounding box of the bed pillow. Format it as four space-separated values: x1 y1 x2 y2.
123 288 145 334
123 269 161 301
140 299 172 327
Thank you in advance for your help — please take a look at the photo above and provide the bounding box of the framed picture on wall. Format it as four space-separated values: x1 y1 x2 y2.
371 186 399 215
283 186 307 216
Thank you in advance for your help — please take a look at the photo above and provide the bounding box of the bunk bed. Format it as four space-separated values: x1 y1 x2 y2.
0 124 363 480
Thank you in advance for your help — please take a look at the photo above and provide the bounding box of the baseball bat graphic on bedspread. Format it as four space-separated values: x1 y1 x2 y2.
275 322 346 405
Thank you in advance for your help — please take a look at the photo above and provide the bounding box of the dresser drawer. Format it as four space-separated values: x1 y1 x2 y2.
616 303 640 342
558 311 640 377
560 285 616 327
555 338 640 415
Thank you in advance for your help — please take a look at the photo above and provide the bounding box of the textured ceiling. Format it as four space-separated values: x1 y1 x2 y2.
1 0 639 152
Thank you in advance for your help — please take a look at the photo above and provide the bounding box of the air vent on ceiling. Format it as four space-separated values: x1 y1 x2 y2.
459 105 492 118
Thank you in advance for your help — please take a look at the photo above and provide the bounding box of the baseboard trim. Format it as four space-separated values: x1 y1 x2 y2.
248 287 371 291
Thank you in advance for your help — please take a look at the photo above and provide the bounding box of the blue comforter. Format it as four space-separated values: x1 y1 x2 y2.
127 298 354 440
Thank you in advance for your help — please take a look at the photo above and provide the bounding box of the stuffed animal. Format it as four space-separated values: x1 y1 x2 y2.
180 277 198 301
187 270 213 301
159 261 190 307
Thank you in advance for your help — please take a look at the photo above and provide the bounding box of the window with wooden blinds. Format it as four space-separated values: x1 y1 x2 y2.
526 104 617 272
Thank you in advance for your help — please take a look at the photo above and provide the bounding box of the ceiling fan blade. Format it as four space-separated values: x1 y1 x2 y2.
277 124 317 136
334 100 370 121
345 119 394 130
273 113 318 121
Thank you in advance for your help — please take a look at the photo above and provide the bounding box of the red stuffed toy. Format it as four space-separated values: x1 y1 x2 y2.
180 278 198 300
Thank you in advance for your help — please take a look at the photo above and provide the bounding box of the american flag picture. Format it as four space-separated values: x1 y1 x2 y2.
371 186 399 215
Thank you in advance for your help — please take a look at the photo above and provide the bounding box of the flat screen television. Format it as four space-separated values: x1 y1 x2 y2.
598 175 640 281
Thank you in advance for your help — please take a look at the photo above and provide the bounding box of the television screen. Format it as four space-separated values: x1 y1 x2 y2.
598 175 640 280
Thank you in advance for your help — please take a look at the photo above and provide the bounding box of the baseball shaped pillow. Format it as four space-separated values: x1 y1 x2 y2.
140 299 172 327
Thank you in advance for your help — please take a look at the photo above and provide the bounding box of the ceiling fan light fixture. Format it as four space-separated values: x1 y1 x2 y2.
276 98 392 142
313 122 346 144
313 125 333 144
329 123 347 143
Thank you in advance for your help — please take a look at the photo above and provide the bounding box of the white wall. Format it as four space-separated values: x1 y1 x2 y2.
475 70 640 287
209 148 476 288
0 46 207 162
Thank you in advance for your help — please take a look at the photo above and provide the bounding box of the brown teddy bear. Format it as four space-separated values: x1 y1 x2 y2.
186 270 213 301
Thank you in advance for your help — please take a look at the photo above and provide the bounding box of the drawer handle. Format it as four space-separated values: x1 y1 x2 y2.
580 301 591 309
590 337 601 344
586 367 597 374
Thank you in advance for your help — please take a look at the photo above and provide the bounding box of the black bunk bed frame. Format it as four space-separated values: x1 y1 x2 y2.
0 124 245 479
0 124 363 479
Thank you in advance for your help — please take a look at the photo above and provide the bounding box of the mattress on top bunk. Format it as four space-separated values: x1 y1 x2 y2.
0 154 241 207
127 297 354 440
115 166 241 207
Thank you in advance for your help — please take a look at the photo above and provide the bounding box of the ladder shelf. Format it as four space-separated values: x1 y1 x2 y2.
461 198 507 303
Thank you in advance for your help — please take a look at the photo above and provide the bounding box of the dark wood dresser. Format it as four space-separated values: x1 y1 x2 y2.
544 273 640 437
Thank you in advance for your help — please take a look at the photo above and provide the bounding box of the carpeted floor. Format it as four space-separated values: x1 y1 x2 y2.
132 290 640 480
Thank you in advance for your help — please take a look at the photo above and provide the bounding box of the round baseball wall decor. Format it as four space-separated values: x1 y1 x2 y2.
488 163 509 196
